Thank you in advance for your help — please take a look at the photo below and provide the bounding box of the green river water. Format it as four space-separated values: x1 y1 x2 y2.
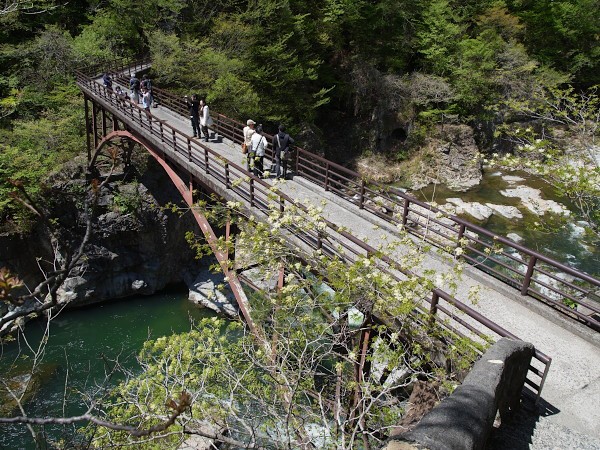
409 169 600 277
1 170 598 449
0 288 216 449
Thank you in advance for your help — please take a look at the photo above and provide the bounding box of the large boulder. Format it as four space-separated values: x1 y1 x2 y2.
411 125 483 191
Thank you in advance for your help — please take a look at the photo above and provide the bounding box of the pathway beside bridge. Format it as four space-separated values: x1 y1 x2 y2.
83 66 599 443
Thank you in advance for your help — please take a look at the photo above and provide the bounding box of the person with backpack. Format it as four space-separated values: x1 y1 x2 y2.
141 74 156 106
199 99 213 142
272 124 294 180
130 75 140 103
250 124 268 178
185 94 201 138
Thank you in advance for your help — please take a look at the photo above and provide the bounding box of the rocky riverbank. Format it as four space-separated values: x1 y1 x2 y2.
0 151 206 333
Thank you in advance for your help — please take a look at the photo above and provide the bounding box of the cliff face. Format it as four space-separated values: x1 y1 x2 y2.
0 152 201 314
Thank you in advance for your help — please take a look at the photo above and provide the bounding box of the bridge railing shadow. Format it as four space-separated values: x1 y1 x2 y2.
76 65 553 403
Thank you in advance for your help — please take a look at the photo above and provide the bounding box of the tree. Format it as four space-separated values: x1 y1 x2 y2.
491 85 600 237
79 196 479 449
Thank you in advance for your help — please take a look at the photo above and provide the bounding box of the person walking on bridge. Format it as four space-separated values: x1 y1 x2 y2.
185 94 201 138
102 73 113 91
141 87 153 115
199 99 213 142
129 75 140 103
243 119 256 171
251 124 267 178
273 124 294 180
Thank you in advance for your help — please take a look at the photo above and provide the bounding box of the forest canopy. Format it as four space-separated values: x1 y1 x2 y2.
0 0 599 225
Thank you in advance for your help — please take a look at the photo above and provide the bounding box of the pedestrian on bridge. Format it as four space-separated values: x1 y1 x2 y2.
130 75 140 103
199 99 213 142
243 119 256 171
273 124 294 180
185 94 201 138
251 124 267 178
141 87 153 114
102 73 113 91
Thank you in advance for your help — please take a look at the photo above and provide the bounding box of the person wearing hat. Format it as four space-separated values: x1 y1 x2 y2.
243 119 256 171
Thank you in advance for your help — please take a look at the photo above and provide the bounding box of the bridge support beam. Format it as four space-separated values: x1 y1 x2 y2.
87 125 258 337
84 95 91 162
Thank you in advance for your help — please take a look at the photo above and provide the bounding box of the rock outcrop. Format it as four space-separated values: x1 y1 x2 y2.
1 153 202 314
410 125 483 191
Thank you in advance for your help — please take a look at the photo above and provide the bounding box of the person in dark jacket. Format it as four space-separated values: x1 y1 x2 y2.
102 73 113 90
129 75 140 103
272 124 294 179
185 94 201 137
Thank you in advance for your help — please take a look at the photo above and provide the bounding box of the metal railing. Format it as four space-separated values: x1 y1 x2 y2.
108 71 600 331
75 65 552 402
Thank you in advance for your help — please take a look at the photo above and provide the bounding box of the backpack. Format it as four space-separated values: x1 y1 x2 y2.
141 79 152 91
131 78 140 90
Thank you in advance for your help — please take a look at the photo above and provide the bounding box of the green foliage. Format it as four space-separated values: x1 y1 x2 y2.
73 10 142 61
0 83 84 223
87 197 481 448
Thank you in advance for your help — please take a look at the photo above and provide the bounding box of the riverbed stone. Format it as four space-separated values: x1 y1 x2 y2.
188 271 238 318
485 203 523 220
506 233 523 243
501 175 525 184
446 198 493 221
499 186 570 216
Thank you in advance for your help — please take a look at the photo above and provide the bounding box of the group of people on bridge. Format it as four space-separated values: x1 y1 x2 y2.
242 121 294 180
103 71 294 180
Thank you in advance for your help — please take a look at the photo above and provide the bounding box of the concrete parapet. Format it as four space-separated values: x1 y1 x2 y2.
384 338 534 450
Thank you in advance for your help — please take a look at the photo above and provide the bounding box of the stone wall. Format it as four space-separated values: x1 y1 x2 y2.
384 338 534 450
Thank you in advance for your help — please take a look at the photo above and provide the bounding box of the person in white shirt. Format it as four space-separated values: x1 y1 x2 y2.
250 124 268 178
243 119 256 171
199 99 213 142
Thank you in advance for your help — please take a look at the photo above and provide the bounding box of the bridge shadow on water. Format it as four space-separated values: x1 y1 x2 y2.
488 397 560 449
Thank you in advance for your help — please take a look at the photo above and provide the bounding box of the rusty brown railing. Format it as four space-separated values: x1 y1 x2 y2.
75 64 552 402
108 64 600 331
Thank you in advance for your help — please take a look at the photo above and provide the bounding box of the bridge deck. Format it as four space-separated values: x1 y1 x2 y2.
83 68 599 440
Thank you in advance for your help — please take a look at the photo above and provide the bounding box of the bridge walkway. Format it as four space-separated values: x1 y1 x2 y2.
86 69 599 440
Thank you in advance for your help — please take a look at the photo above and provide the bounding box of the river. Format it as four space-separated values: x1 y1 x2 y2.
409 169 599 277
0 288 216 450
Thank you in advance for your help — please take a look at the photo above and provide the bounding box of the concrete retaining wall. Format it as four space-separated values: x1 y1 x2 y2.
384 338 534 450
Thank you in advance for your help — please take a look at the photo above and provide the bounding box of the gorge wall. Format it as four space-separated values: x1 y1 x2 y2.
0 151 203 319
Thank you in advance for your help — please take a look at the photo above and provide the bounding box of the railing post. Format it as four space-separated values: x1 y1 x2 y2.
279 196 285 214
249 178 255 207
402 199 410 226
172 129 177 153
324 162 330 191
521 255 537 295
359 179 365 209
160 122 164 142
91 102 98 149
225 162 230 188
204 147 209 174
456 223 466 248
187 137 192 162
429 291 440 327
